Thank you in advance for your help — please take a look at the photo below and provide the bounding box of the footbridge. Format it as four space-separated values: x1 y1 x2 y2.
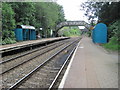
56 21 90 31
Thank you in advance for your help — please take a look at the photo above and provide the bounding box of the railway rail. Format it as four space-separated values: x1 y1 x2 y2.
1 37 81 89
1 39 71 74
1 39 70 63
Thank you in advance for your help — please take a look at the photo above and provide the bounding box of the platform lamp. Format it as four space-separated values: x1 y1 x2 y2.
40 28 42 38
40 28 42 30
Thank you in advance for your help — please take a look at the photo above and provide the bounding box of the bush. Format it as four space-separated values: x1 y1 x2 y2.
63 30 71 36
2 30 16 45
2 3 15 30
87 31 91 37
102 20 120 51
103 36 119 51
108 20 120 41
2 37 16 45
58 27 81 37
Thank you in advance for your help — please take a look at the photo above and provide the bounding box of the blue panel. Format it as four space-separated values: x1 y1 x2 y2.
92 23 107 43
30 30 36 40
29 30 32 40
26 29 29 40
14 28 23 41
23 29 26 40
23 29 30 40
33 30 36 40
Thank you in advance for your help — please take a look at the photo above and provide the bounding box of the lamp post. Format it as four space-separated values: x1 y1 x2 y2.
39 28 42 38
50 29 53 37
41 15 46 38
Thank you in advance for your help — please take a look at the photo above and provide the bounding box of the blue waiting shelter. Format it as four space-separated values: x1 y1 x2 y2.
14 25 36 41
92 23 107 44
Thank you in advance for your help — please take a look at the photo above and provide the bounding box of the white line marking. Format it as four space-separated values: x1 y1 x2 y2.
58 40 81 89
79 46 84 48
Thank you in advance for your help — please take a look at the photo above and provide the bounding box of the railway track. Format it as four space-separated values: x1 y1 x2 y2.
1 37 80 89
1 39 70 63
1 39 72 74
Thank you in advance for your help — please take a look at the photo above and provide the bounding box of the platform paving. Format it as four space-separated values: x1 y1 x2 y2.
59 36 118 88
0 37 68 52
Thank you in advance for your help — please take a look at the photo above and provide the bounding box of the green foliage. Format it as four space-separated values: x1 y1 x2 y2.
102 20 120 51
2 2 15 30
99 2 120 25
108 20 120 40
58 27 81 37
63 30 71 36
103 37 120 51
10 2 36 25
2 30 16 44
87 31 91 37
2 2 16 44
81 2 120 25
34 2 65 37
2 37 16 45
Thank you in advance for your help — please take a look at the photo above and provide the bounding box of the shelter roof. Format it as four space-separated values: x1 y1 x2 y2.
17 25 35 30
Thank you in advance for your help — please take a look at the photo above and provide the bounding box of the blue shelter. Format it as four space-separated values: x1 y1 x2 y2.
14 25 36 41
92 23 107 43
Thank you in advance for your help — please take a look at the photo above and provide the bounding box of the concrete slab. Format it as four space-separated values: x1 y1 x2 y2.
59 36 118 88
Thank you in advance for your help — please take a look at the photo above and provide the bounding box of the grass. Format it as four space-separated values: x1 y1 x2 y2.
102 37 120 51
103 43 119 51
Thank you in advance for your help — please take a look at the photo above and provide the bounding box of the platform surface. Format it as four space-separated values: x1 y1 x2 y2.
59 36 118 88
0 37 68 52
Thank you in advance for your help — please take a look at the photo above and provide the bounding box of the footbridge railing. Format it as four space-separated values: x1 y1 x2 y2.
56 21 90 31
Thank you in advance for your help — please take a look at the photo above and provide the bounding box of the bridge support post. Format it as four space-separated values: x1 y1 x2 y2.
54 31 58 37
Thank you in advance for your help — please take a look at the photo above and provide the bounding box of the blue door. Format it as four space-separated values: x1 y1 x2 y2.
14 28 23 41
23 29 29 40
30 30 36 40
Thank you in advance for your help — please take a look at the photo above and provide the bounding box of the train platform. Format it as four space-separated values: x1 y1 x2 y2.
0 37 69 53
59 36 118 88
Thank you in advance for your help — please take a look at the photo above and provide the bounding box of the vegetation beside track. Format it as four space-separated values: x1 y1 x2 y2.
102 20 120 51
58 26 81 37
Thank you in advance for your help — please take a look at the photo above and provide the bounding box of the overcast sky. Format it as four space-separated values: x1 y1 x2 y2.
56 0 88 22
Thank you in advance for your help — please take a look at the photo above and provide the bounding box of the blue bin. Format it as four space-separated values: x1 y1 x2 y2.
92 23 107 43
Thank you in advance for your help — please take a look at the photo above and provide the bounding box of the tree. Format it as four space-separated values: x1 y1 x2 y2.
80 2 103 25
2 2 16 44
10 2 36 26
34 2 65 37
99 2 120 25
2 2 15 30
81 2 120 25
